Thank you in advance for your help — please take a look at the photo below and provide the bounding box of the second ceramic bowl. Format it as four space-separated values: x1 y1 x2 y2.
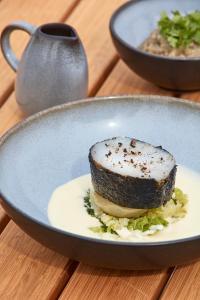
110 0 200 91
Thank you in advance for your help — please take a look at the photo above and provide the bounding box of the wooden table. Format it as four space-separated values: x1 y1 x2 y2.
0 1 199 299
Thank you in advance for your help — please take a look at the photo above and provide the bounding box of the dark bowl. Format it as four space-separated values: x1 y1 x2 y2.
110 0 200 91
0 95 200 270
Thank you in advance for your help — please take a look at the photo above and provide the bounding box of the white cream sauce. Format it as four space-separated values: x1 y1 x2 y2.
48 165 200 242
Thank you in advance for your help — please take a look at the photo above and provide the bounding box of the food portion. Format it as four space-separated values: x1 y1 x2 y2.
48 138 199 242
89 137 176 209
140 11 200 57
92 191 147 218
85 187 188 237
48 166 200 242
88 137 187 237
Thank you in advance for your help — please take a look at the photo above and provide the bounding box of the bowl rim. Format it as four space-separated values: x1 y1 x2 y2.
0 94 200 247
109 0 200 62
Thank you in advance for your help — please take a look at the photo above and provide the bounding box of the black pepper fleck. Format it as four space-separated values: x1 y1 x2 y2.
130 139 136 147
105 150 112 158
141 166 147 172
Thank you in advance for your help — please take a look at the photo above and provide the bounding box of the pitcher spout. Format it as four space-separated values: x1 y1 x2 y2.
38 23 78 41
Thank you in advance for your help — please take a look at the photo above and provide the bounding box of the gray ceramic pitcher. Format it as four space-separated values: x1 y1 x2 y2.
1 21 88 115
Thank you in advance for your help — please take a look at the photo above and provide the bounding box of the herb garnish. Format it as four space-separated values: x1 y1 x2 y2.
84 189 118 235
84 190 95 216
84 188 188 237
158 10 200 48
128 215 168 232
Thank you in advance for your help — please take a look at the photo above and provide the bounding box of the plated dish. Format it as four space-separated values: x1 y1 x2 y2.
48 165 199 243
49 137 199 243
140 11 200 58
0 95 200 269
110 0 200 90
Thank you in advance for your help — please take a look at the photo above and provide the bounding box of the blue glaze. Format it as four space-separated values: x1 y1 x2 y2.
0 96 199 226
110 0 200 91
112 0 200 48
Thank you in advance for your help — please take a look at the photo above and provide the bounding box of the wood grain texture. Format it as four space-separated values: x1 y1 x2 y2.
161 262 200 300
180 91 200 103
0 94 24 135
0 222 74 299
67 0 125 94
59 264 171 300
0 0 80 104
97 60 174 96
0 204 9 234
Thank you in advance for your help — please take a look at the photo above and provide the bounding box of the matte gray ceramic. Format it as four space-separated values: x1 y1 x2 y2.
110 0 200 91
0 95 199 270
1 21 88 115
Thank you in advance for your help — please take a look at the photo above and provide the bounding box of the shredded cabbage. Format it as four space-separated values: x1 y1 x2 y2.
86 188 188 237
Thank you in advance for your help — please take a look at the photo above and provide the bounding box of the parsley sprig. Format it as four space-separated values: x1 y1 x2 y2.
158 10 200 48
84 190 95 216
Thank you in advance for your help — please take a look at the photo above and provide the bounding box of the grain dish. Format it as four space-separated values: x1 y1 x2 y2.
140 11 200 57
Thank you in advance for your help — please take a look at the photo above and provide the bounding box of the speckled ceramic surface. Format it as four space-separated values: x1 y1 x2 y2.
1 22 88 115
110 0 200 91
0 95 199 269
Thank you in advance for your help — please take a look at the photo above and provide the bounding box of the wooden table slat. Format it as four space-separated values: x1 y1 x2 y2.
0 222 72 299
97 60 173 97
55 0 125 94
180 91 200 103
59 264 171 300
0 0 81 105
160 262 200 300
0 204 9 234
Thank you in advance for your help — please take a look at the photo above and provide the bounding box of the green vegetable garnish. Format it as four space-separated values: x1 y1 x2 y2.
85 189 118 235
84 187 188 236
84 189 95 216
158 10 200 48
128 215 168 232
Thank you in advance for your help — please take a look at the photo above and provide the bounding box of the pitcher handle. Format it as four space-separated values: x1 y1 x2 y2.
0 21 36 72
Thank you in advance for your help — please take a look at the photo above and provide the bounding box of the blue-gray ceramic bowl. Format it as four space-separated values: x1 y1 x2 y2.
0 95 200 270
110 0 200 91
